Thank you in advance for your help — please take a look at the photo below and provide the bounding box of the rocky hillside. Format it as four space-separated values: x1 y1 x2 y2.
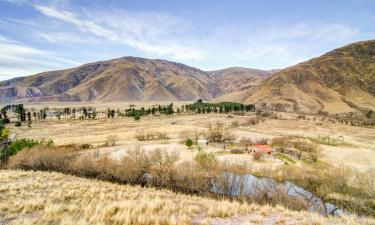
209 67 276 94
0 57 219 102
216 40 375 114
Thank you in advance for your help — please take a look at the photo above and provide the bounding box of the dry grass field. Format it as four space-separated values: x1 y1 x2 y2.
1 170 374 225
7 102 375 171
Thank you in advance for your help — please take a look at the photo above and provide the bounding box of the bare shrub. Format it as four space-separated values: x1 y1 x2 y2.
255 138 268 145
271 136 290 152
207 122 235 143
179 129 204 144
7 145 75 171
135 130 169 141
231 121 239 128
194 149 218 170
105 135 118 146
246 117 261 126
239 137 254 147
295 142 321 162
147 148 179 188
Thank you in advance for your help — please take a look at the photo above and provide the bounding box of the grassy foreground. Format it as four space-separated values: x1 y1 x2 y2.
0 170 374 225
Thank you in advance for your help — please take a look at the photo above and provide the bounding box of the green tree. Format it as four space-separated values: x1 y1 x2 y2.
134 114 141 121
185 138 193 148
27 112 32 128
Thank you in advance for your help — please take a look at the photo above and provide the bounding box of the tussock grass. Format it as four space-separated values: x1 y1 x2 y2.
1 170 374 225
309 135 352 147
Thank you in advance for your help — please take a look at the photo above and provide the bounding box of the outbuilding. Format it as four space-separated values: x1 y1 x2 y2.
197 139 209 147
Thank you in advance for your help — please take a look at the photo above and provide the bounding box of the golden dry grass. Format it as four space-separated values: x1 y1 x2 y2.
9 102 375 171
1 170 373 225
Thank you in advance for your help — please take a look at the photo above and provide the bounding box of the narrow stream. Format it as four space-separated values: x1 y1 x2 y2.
211 172 343 216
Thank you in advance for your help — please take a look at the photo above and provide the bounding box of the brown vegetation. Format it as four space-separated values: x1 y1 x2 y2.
135 130 169 141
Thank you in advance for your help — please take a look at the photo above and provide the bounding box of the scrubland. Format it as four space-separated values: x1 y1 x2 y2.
2 102 375 224
1 170 374 225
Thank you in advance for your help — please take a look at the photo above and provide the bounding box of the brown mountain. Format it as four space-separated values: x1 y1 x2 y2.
215 40 375 114
0 57 221 102
208 67 276 94
0 57 273 103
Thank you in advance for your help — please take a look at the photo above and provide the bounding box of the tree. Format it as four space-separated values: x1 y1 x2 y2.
27 112 32 128
134 114 141 121
185 138 193 148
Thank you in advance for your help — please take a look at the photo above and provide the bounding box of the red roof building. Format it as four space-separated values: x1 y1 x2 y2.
254 144 273 155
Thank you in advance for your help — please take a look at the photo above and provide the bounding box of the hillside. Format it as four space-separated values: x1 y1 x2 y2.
236 40 375 114
0 57 223 102
208 67 276 94
0 57 270 103
1 170 373 225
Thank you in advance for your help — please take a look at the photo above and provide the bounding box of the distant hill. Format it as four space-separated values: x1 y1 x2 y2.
208 67 276 94
0 57 269 103
1 40 374 115
215 40 375 114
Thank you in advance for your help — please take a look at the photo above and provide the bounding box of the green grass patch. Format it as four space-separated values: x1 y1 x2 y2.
274 153 296 164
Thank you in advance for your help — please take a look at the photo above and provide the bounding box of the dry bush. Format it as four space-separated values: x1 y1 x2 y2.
135 130 169 141
179 129 204 144
255 138 268 145
296 142 322 162
7 145 76 171
271 136 290 151
194 149 218 170
104 135 118 146
207 122 235 143
239 137 254 147
231 121 239 128
276 164 375 217
246 117 261 126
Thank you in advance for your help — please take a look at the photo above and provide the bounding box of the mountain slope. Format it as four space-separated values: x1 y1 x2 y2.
208 67 276 94
0 57 223 102
230 40 375 114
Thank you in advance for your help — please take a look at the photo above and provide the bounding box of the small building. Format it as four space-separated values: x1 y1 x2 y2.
197 139 209 147
252 144 274 155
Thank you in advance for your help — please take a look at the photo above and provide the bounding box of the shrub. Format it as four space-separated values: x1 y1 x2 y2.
231 121 239 128
246 117 261 126
255 138 268 145
194 149 218 170
14 121 21 127
179 129 204 144
7 145 75 171
309 135 352 146
134 114 141 121
239 137 254 146
207 122 235 143
105 135 118 146
271 136 290 151
185 138 193 148
1 138 41 161
135 130 169 141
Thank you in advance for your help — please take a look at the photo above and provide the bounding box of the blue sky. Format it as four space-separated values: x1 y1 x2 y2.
0 0 374 80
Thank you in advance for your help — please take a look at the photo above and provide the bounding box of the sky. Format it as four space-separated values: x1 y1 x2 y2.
0 0 374 81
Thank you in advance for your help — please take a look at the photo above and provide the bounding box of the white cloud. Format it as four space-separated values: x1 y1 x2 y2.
0 35 80 80
34 5 203 61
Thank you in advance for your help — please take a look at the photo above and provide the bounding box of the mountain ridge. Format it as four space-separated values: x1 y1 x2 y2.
0 56 273 103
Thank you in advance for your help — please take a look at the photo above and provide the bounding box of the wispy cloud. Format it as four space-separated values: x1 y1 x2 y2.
0 0 370 76
0 35 80 80
34 4 203 61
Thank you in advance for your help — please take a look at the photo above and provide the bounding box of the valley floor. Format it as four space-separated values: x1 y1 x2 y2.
9 105 375 171
1 170 373 225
